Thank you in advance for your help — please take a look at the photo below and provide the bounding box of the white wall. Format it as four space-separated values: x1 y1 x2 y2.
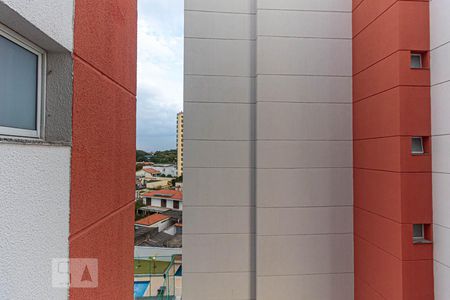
184 0 256 299
152 198 162 207
0 0 74 50
157 220 171 232
167 200 174 209
0 143 70 300
184 0 353 299
152 165 177 177
164 225 177 236
255 1 353 299
430 1 450 299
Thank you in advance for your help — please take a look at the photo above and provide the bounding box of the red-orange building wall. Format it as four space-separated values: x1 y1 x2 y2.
70 0 137 299
353 1 434 299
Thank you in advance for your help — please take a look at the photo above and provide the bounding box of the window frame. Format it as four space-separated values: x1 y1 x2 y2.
413 224 425 241
410 53 423 69
0 23 46 139
411 136 425 155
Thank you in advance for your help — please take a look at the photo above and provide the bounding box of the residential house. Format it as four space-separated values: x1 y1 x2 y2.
152 164 177 177
143 190 183 211
136 167 163 188
135 214 171 232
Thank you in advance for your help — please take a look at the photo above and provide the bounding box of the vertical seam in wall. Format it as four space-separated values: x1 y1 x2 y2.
252 1 257 298
68 2 75 300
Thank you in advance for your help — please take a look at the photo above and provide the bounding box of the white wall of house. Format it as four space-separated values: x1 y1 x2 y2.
152 165 177 177
152 198 162 207
164 225 177 236
135 219 171 232
157 219 171 232
144 197 183 211
167 199 174 209
144 197 162 207
430 1 450 299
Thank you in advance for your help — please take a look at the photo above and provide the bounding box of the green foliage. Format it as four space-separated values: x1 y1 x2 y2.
148 149 177 164
171 175 183 187
135 199 146 221
136 149 177 164
136 150 149 162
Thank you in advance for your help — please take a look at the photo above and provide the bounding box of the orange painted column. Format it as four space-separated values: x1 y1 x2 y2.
352 1 433 299
70 0 137 299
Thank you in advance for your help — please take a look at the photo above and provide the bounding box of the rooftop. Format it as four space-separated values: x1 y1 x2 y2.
134 227 158 240
143 168 161 175
143 189 182 201
135 214 170 227
137 232 182 248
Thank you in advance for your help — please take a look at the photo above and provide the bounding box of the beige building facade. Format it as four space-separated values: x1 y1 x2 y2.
183 0 353 299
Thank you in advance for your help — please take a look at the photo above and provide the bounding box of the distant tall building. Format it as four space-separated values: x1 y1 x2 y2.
176 112 184 177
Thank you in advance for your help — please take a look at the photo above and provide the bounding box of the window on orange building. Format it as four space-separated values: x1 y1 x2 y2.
413 224 425 240
410 53 423 69
411 137 424 154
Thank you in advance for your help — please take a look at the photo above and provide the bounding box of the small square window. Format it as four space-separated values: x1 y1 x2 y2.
0 24 45 138
411 53 423 69
413 224 424 240
411 137 424 155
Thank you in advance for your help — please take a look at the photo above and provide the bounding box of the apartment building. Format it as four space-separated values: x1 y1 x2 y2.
184 0 450 299
0 0 136 299
176 111 184 177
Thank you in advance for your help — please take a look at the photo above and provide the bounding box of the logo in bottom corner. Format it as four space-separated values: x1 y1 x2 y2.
52 258 98 288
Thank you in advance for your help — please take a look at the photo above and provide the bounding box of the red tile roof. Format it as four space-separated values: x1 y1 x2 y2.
143 190 183 201
135 214 170 226
143 168 161 175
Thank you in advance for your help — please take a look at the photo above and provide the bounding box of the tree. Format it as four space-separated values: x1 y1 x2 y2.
136 150 148 162
174 175 183 183
135 199 146 221
147 149 177 164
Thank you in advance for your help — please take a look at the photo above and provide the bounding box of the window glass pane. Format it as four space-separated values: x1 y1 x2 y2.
411 137 424 154
410 54 422 69
0 35 38 131
413 224 424 239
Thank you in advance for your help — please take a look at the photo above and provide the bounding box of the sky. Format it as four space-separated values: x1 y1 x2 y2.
136 0 184 152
